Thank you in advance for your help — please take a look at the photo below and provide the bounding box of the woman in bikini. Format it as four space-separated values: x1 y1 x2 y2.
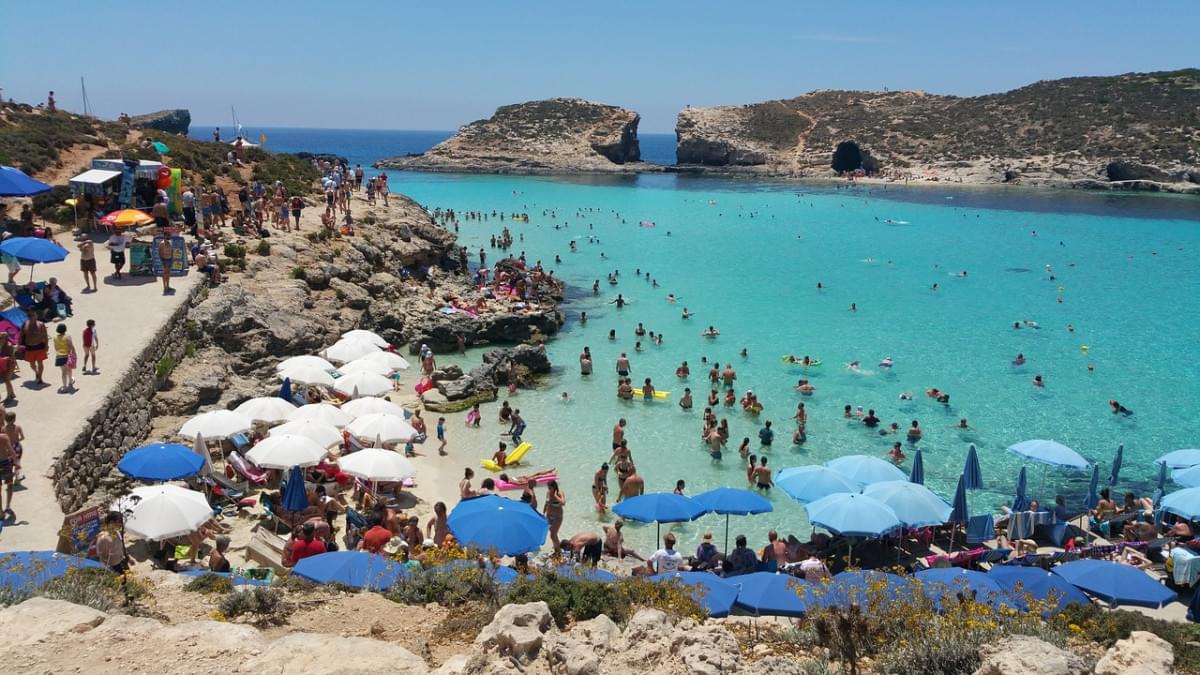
544 480 565 547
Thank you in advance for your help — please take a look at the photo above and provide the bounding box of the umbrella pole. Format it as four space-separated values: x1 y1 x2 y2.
724 514 731 557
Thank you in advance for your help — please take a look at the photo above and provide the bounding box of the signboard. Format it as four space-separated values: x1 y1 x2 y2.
129 242 153 276
150 235 188 277
56 504 104 556
118 159 138 208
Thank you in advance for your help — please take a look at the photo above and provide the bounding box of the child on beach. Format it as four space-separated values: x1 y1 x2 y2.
436 417 447 456
5 412 23 485
82 319 98 374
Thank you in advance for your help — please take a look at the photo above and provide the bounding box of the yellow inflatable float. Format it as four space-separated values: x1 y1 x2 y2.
480 441 533 472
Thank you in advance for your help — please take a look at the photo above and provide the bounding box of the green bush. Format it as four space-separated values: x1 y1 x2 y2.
0 567 147 612
155 356 176 380
502 572 703 629
385 566 497 607
223 243 246 259
256 240 270 256
1058 602 1200 671
291 266 307 281
218 587 290 626
183 573 233 595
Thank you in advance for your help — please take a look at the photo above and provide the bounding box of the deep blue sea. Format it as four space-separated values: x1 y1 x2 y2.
193 126 1200 552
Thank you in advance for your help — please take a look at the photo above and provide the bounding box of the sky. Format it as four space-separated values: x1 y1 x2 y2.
1 1 1196 133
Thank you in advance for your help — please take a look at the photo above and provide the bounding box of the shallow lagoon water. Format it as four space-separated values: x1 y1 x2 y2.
397 172 1200 552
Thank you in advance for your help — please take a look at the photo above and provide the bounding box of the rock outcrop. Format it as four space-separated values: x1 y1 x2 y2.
673 69 1200 189
377 99 645 174
1093 630 1175 675
423 344 552 412
973 635 1088 675
128 109 191 135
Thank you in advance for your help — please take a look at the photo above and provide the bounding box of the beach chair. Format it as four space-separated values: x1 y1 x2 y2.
205 472 255 517
246 529 287 572
966 514 995 546
228 451 269 486
259 493 292 535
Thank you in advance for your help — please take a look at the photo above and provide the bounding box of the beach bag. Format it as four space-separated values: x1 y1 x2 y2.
67 352 77 369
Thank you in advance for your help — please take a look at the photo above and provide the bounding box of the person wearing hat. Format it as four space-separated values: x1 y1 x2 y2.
285 522 327 566
691 532 720 571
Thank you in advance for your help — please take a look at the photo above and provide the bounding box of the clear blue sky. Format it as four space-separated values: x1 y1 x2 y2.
2 1 1196 133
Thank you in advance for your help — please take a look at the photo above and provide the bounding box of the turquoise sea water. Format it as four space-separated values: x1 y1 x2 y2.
392 172 1199 552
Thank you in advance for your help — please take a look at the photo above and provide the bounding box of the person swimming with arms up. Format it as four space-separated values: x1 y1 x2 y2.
701 325 720 337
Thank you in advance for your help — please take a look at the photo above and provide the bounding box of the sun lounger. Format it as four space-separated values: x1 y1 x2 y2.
922 547 987 569
260 493 291 535
228 451 269 486
246 529 287 572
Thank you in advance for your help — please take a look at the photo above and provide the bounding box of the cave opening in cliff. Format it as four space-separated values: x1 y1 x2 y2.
831 141 864 174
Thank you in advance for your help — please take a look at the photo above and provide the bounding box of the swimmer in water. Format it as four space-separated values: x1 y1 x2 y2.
850 302 857 312
899 391 914 401
1033 375 1044 387
666 294 676 303
1013 353 1026 366
681 307 691 319
560 392 571 402
847 361 861 371
879 356 893 369
889 442 906 462
931 283 939 291
739 348 748 358
608 329 616 341
1023 320 1040 329
701 326 720 337
955 418 974 431
1109 399 1134 416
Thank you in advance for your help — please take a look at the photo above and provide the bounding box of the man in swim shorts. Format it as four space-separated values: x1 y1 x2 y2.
753 456 773 490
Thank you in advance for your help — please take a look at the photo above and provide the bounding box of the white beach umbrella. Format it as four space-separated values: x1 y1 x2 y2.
276 355 335 372
192 432 213 477
337 358 393 377
357 350 411 371
323 338 382 364
271 418 343 449
245 434 328 469
341 329 389 348
341 397 408 420
277 365 335 388
333 372 393 398
234 397 298 424
114 485 213 540
347 413 419 444
288 403 352 428
179 410 252 440
338 448 416 482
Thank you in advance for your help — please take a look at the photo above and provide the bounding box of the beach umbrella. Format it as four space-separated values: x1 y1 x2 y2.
278 377 293 402
150 141 170 154
1013 466 1032 512
915 568 1009 610
346 413 418 444
337 358 393 377
323 338 382 364
805 492 902 538
357 350 410 371
192 432 213 477
776 466 858 503
333 371 393 398
448 495 548 556
909 448 925 485
179 410 251 440
293 551 407 591
1082 465 1100 511
0 165 52 196
288 403 352 428
1154 461 1169 508
0 551 105 592
276 355 335 372
1160 487 1200 521
234 396 297 424
0 237 69 264
963 445 983 489
947 475 969 549
1051 560 1176 609
179 569 270 587
825 454 906 487
1107 444 1124 487
117 442 205 482
732 572 810 617
651 571 738 618
341 329 389 347
246 434 327 469
612 492 706 541
338 448 416 482
428 559 522 585
1171 465 1200 489
272 418 342 449
862 481 953 528
1157 449 1200 470
277 365 334 388
1007 439 1089 493
987 566 1090 612
281 465 309 531
555 564 617 583
693 487 773 552
114 485 213 540
798 570 912 611
341 397 408 420
99 209 154 228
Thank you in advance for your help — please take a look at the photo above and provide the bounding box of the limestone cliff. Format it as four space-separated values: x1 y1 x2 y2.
128 108 191 135
674 69 1200 190
377 98 643 174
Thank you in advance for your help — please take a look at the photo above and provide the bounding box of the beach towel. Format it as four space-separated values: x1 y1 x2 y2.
1172 547 1200 586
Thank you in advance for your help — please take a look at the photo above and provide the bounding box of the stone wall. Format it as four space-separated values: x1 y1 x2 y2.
51 283 208 513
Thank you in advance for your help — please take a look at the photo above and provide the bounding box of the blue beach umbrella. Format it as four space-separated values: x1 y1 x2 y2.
1052 560 1176 609
915 568 1011 610
950 475 969 524
986 566 1090 612
428 558 522 585
693 487 773 552
798 570 912 611
0 237 69 263
0 551 105 592
804 492 902 538
554 564 617 583
863 480 953 528
179 569 271 587
0 165 52 196
1160 487 1200 521
1153 461 1168 508
1157 449 1200 470
652 571 738 618
1171 465 1200 489
825 454 907 486
909 448 925 485
1082 465 1100 511
963 445 983 489
293 551 407 590
448 494 549 556
1007 439 1089 489
613 492 705 541
1107 444 1124 487
1012 466 1032 512
282 465 310 513
776 466 858 503
279 377 293 402
732 572 810 617
117 442 205 481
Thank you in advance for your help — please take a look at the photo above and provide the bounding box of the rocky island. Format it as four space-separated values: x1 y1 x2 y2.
376 98 646 174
